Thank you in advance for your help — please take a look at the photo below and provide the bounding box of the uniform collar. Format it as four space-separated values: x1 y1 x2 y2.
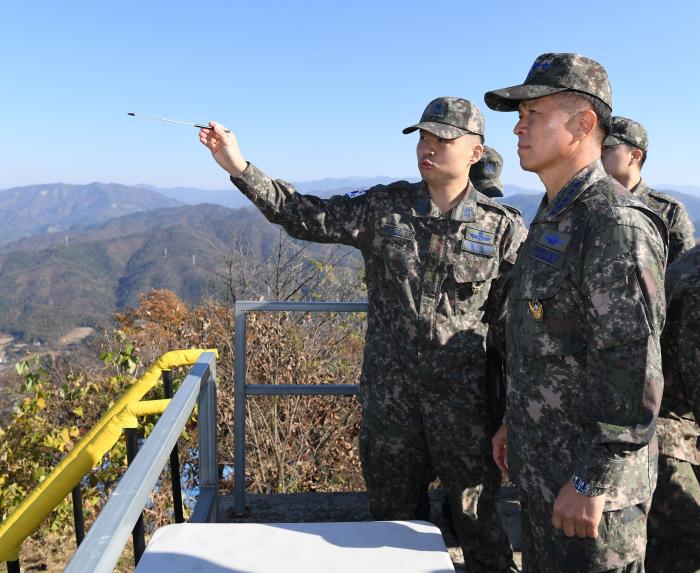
630 178 651 198
535 160 607 222
412 181 477 222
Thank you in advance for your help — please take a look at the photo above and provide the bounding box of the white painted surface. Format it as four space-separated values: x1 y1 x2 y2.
135 521 455 572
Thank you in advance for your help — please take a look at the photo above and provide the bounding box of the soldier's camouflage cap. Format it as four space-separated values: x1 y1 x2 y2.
484 53 612 112
603 116 648 151
471 146 504 198
403 97 485 139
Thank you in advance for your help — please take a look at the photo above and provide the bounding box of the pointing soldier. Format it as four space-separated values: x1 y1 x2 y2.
200 97 523 572
602 116 695 265
646 245 700 571
486 53 667 571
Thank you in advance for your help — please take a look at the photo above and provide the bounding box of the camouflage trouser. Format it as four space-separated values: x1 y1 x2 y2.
646 456 700 572
519 487 649 573
358 352 516 573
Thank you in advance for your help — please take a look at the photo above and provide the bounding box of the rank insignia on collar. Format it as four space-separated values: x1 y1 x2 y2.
528 299 543 321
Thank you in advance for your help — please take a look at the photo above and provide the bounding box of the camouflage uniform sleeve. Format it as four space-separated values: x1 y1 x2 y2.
231 163 369 248
485 212 528 359
679 289 700 423
571 219 666 490
668 203 696 264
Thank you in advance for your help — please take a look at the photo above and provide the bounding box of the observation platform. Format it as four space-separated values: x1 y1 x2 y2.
135 521 455 573
136 488 521 572
2 303 522 573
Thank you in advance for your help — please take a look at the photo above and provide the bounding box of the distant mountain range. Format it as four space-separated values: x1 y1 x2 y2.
135 176 414 210
0 203 357 342
0 178 697 343
0 182 183 246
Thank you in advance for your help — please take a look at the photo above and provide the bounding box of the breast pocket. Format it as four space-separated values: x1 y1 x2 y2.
513 257 585 356
447 253 500 315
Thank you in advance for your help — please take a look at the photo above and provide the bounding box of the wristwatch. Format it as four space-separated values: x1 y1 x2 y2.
571 475 606 497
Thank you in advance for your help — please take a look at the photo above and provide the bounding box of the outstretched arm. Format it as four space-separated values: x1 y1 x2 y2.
198 121 369 249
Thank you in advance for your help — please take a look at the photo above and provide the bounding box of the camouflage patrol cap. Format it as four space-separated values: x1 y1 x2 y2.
484 53 612 112
403 97 485 139
603 116 648 151
471 146 504 198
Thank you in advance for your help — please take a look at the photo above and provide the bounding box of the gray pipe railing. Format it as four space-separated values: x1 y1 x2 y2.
63 351 218 573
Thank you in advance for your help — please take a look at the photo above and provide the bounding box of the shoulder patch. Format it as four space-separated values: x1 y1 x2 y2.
345 189 367 199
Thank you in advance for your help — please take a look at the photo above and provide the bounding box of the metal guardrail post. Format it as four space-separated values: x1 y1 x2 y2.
191 359 218 522
71 485 85 546
163 370 184 523
233 308 248 515
125 428 146 564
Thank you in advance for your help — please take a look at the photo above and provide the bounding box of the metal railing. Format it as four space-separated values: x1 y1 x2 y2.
233 301 367 514
63 351 218 573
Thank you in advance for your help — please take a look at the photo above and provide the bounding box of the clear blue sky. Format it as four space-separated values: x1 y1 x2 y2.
1 1 699 191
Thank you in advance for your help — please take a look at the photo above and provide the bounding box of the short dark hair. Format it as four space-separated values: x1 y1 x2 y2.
557 91 611 143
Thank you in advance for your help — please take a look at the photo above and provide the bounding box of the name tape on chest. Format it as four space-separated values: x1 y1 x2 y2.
380 224 415 241
529 244 564 268
537 229 571 253
465 226 495 245
462 239 497 257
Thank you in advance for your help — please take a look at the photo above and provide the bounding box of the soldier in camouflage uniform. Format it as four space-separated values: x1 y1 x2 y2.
602 116 695 265
486 53 668 572
199 97 523 572
472 146 505 198
415 144 522 526
646 245 700 571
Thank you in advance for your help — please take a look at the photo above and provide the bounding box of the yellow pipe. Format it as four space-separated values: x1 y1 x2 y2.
0 348 217 561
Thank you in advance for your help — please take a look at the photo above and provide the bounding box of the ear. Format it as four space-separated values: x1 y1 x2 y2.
575 109 597 140
629 147 644 166
469 142 484 165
